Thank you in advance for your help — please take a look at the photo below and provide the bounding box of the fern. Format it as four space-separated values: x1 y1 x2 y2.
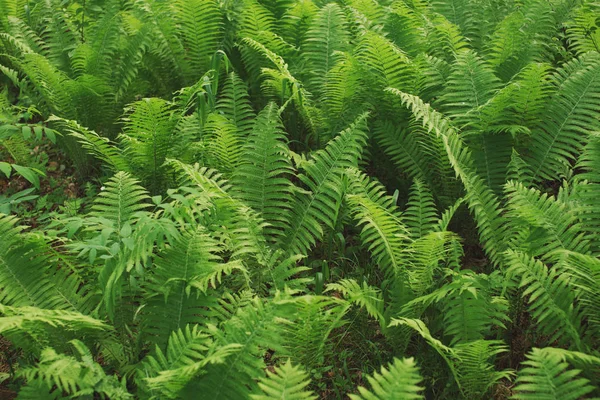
355 31 416 96
526 53 600 182
0 215 89 311
18 340 130 399
280 113 368 255
326 279 384 323
251 359 317 400
504 250 583 350
120 98 176 192
512 347 596 400
302 3 350 94
566 2 600 55
349 357 424 400
139 324 240 398
216 72 256 135
183 297 290 399
203 113 244 174
390 89 508 265
173 0 223 83
486 0 555 80
504 181 589 259
143 226 242 349
345 167 409 278
281 295 349 371
0 305 108 353
453 340 512 399
404 179 439 240
90 172 150 233
232 103 294 243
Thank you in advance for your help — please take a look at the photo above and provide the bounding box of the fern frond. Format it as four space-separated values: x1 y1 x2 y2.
184 297 290 399
120 98 176 191
216 72 256 135
49 116 130 172
0 215 88 310
406 231 463 295
441 272 509 344
232 103 294 243
90 172 150 233
203 113 244 174
439 50 501 130
280 113 368 255
404 179 439 240
453 340 512 399
373 119 454 202
173 0 223 82
390 89 508 265
321 53 365 131
251 359 316 400
526 53 600 182
143 226 237 349
555 251 600 339
326 279 384 323
0 305 109 352
349 357 424 400
114 23 154 102
302 3 350 94
504 250 583 350
355 31 416 94
19 340 131 399
504 181 589 259
565 2 600 55
486 0 555 80
512 347 596 400
345 167 410 278
282 294 349 370
139 324 239 397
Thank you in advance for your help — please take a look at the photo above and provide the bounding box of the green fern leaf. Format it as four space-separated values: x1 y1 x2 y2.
216 72 256 135
349 357 424 400
527 53 600 182
512 347 596 400
302 3 350 94
251 359 316 400
280 113 368 255
505 250 583 349
232 103 294 243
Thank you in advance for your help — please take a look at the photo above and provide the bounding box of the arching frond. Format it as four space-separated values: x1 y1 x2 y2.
345 167 410 278
504 181 589 259
280 113 368 255
173 0 223 82
390 90 508 265
504 250 583 350
90 172 150 233
326 279 384 323
526 53 600 182
120 98 176 191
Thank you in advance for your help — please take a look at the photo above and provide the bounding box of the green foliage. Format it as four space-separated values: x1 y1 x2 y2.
512 348 597 400
349 357 424 400
1 1 600 399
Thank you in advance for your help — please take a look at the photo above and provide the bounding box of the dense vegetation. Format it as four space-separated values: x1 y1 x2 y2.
1 0 600 398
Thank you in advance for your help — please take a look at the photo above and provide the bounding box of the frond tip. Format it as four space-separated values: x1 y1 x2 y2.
250 360 317 400
349 357 424 400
